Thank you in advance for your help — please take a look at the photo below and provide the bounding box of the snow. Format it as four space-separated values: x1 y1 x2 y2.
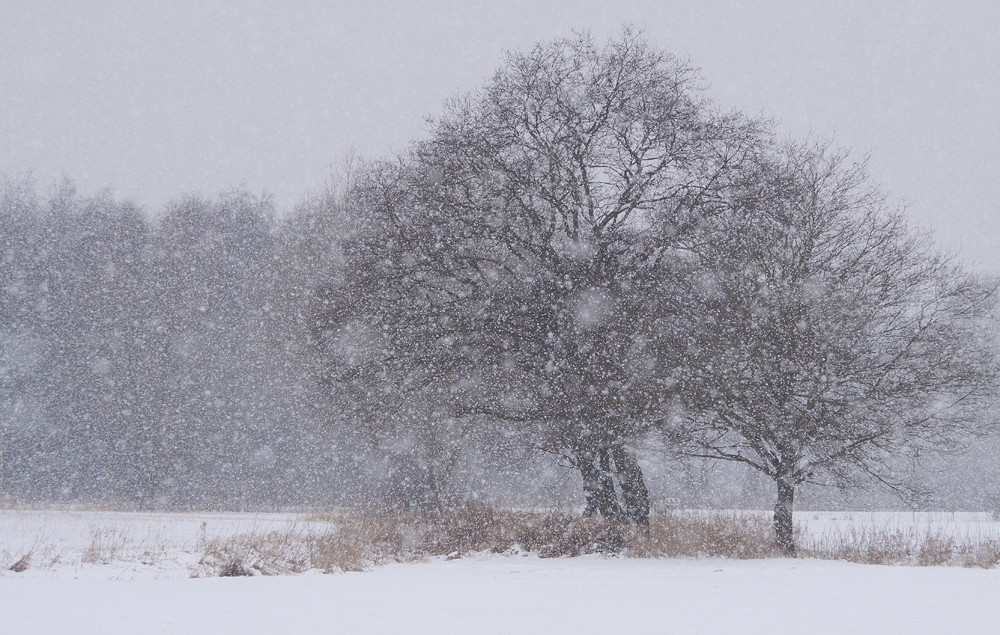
2 553 998 634
2 509 1000 632
0 509 322 580
798 510 1000 542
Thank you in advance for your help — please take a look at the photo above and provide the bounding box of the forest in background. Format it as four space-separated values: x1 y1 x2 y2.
2 175 999 516
0 177 583 511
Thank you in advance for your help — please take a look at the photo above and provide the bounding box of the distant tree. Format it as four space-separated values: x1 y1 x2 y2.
0 175 44 495
145 192 284 508
50 190 149 501
661 141 1000 555
312 29 765 521
0 177 350 509
0 178 156 501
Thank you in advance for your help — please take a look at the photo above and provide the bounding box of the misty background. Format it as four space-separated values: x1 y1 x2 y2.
1 1 999 511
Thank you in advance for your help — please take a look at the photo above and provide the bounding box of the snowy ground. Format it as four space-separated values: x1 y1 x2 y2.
0 509 322 579
2 510 999 633
798 509 1000 542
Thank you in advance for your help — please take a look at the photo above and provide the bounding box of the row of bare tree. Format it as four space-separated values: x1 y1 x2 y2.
0 182 355 508
307 30 999 555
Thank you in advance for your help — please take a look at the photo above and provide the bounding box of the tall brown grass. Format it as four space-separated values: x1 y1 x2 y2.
196 507 783 576
9 503 996 576
197 506 1000 576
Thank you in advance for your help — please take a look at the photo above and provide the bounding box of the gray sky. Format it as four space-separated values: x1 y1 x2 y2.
2 0 997 271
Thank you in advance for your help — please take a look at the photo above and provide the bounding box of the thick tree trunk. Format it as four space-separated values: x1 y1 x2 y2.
610 444 650 526
774 479 796 557
578 449 624 520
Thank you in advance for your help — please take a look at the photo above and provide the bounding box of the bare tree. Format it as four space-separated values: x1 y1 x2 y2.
662 141 1000 555
313 29 765 521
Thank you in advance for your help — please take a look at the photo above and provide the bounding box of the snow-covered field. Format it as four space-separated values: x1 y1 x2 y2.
2 509 999 633
0 509 324 579
799 509 1000 540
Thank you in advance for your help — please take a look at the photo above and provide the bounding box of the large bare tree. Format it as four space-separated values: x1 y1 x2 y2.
313 29 765 521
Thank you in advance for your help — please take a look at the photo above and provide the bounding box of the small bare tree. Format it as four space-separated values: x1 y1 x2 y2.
662 141 1000 555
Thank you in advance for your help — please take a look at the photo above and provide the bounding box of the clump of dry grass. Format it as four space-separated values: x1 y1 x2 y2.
2 545 62 572
81 527 129 565
632 512 779 559
198 525 328 576
195 516 397 576
218 560 255 577
8 554 31 572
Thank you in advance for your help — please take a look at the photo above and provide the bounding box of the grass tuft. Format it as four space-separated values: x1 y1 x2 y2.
9 554 30 572
218 560 255 577
81 527 129 565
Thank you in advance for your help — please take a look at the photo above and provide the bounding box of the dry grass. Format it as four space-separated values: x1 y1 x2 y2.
197 506 998 575
195 507 784 576
8 554 31 572
8 504 998 577
81 527 130 565
800 525 1000 568
2 546 62 572
632 512 778 559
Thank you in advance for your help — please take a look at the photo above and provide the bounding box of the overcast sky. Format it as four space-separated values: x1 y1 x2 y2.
2 1 997 271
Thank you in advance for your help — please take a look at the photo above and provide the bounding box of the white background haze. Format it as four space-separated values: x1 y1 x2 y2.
1 0 997 270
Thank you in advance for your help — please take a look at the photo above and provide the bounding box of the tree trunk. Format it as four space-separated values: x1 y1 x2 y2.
774 479 796 557
610 444 650 526
578 449 624 520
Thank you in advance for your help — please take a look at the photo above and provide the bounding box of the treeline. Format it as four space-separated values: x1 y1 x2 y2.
0 177 547 510
0 180 338 508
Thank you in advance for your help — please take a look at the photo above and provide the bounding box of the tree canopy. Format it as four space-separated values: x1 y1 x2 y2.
311 29 767 521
